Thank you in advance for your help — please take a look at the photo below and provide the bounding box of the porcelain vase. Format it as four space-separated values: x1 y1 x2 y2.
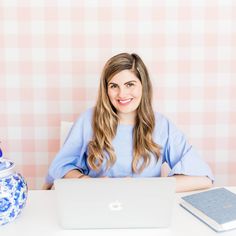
0 158 28 226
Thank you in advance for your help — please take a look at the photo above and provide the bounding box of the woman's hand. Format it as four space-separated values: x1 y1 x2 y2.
63 169 88 179
172 175 213 192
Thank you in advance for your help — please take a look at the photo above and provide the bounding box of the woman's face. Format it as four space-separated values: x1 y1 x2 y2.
107 69 142 122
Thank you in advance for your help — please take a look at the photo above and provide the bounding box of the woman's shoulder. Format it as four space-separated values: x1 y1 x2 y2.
154 111 185 137
80 107 94 118
153 111 179 136
154 111 170 127
74 107 94 125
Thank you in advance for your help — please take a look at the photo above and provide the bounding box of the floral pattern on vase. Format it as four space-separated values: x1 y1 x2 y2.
0 147 28 226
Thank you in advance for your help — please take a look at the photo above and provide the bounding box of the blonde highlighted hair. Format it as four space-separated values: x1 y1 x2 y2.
87 53 161 173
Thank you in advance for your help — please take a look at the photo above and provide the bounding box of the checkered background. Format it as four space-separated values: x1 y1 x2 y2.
0 0 235 189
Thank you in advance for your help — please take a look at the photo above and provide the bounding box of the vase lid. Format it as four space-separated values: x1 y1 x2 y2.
0 158 14 172
0 147 15 178
0 149 14 172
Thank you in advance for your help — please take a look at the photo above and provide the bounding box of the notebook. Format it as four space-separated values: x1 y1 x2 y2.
54 177 175 229
180 187 236 232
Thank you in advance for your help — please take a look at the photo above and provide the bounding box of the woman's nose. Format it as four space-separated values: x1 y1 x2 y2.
118 86 128 97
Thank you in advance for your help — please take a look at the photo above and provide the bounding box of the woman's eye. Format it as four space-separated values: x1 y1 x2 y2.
110 84 117 89
126 83 134 88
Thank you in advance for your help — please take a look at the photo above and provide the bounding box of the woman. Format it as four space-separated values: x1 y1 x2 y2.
43 53 214 192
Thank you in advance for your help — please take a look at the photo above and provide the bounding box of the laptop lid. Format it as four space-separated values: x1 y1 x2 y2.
54 177 175 229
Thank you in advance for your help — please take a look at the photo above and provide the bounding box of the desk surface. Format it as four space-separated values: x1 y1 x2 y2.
0 187 236 236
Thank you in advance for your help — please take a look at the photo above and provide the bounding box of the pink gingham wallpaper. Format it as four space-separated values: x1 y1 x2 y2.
0 0 235 189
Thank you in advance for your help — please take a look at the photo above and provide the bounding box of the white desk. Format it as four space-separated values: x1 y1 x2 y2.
0 187 236 236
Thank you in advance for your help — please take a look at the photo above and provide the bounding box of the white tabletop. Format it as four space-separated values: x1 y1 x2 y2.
0 187 236 236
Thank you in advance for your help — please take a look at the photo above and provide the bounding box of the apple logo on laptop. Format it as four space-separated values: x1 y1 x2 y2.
109 200 123 211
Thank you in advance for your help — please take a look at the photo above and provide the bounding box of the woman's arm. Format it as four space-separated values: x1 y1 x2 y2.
159 115 215 188
42 169 89 190
172 174 213 193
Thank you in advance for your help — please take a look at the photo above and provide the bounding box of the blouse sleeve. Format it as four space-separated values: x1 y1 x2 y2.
45 109 93 184
163 118 214 182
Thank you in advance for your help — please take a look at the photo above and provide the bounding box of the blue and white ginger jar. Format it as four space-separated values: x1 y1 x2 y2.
0 149 28 226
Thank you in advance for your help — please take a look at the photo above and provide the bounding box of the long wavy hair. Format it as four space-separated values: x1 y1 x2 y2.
87 53 161 174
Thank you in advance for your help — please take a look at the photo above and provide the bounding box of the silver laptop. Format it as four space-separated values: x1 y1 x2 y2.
54 177 175 229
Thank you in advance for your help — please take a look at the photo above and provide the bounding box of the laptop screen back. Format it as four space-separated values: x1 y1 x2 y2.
54 177 175 229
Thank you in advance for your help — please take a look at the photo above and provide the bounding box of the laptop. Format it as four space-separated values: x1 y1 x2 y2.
54 177 176 229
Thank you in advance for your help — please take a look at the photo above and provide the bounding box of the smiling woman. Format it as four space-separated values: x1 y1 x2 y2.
43 53 214 192
84 53 161 175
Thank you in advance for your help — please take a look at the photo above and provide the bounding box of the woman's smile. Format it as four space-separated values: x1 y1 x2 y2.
117 98 133 105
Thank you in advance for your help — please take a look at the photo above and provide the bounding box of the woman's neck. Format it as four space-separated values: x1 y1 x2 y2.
118 111 136 125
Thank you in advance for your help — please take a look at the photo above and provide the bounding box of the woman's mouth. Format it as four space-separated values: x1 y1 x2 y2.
118 98 133 105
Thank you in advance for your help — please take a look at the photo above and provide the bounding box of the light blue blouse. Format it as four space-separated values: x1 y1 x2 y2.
46 108 214 183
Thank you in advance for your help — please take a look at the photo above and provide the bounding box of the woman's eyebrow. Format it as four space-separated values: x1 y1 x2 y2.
108 80 137 86
108 82 118 86
124 80 137 85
